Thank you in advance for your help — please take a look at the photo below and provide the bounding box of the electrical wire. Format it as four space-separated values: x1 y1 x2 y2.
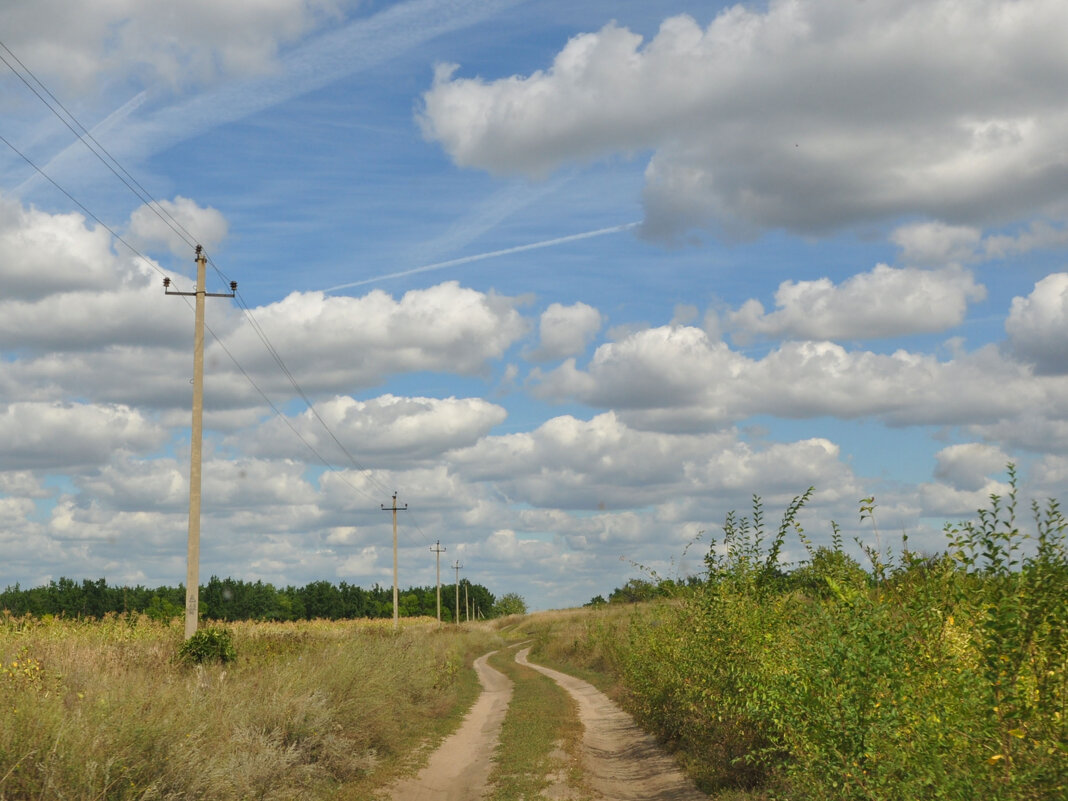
0 100 395 511
0 40 202 261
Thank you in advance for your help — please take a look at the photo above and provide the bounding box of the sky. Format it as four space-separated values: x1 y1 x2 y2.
1 0 1067 612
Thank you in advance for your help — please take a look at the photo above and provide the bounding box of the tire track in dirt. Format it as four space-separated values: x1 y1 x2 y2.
515 648 708 801
384 650 513 801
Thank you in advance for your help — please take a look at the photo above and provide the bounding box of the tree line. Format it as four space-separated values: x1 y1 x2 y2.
0 575 519 622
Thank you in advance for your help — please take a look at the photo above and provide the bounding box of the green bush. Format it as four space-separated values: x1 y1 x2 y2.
178 625 237 664
568 469 1067 800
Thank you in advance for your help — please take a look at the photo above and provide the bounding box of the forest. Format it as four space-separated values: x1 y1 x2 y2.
0 575 499 622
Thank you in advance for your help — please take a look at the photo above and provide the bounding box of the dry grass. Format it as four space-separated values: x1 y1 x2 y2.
1 612 500 800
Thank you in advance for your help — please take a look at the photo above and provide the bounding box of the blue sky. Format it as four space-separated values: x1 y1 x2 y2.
2 0 1068 611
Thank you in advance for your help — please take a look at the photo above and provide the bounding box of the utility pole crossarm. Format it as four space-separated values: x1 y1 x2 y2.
163 244 237 640
163 246 237 298
381 493 408 630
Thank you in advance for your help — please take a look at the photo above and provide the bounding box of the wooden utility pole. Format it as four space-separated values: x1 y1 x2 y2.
465 581 470 623
164 245 235 639
430 540 446 622
452 560 463 624
381 493 407 630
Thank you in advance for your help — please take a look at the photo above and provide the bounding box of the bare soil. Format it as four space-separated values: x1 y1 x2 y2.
384 650 513 801
516 647 708 801
383 646 708 800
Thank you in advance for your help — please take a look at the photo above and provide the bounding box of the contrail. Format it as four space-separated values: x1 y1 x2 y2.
324 222 640 293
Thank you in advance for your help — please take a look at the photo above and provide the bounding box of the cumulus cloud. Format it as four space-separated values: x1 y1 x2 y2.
527 301 603 361
933 443 1011 491
217 282 529 395
0 0 348 92
241 394 507 465
448 411 860 511
0 401 164 470
1005 273 1068 373
891 222 984 266
892 218 1068 266
532 324 1068 432
126 196 229 258
421 1 1068 237
984 220 1068 259
726 265 986 342
0 197 122 301
0 207 527 411
0 196 199 356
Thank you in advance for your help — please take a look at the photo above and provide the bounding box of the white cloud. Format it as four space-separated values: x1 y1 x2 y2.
0 401 164 470
918 478 1012 519
218 283 529 395
528 301 603 361
0 0 349 92
967 418 1068 457
0 471 52 499
422 1 1068 237
891 222 983 266
0 196 121 301
240 394 507 465
726 265 986 342
933 443 1011 491
892 218 1068 266
1005 273 1068 374
984 220 1068 259
0 208 526 410
532 324 1068 432
126 196 229 258
448 411 861 511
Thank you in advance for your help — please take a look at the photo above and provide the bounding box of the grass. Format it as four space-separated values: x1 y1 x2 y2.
485 644 588 801
0 613 501 800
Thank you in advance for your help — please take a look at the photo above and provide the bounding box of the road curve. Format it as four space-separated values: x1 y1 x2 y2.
516 647 708 801
384 650 513 801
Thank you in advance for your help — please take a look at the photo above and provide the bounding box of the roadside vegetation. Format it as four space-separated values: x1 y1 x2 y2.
0 615 500 800
526 469 1068 800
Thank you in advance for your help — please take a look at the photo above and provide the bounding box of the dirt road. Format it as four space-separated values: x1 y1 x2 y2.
516 648 707 801
385 650 513 801
384 645 707 800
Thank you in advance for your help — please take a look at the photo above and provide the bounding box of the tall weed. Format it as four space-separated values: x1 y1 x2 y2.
540 472 1067 800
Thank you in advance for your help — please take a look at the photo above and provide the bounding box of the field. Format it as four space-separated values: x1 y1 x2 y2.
0 615 500 800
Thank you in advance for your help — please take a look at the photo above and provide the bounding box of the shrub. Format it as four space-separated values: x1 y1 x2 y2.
178 625 237 664
554 471 1067 800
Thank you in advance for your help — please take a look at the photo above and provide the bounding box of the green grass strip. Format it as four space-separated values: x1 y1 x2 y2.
486 646 587 801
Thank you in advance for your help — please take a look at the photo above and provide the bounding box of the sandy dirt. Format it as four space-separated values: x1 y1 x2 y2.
516 648 708 801
384 650 513 801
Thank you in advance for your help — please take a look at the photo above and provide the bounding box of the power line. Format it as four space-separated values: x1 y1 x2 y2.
0 133 382 506
0 41 395 504
0 39 201 257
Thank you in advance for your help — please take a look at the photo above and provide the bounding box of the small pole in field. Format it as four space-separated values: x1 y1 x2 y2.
163 245 236 640
381 492 407 630
452 560 463 624
430 540 446 622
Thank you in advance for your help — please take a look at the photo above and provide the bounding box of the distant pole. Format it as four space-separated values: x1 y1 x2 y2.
381 492 407 630
465 581 470 623
452 560 463 625
163 245 236 639
430 540 446 622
